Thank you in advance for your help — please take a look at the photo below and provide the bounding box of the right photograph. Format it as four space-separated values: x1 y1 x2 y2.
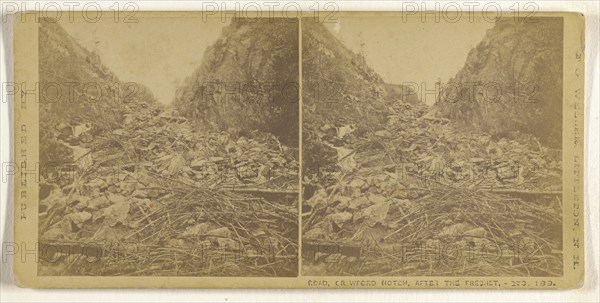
301 14 564 277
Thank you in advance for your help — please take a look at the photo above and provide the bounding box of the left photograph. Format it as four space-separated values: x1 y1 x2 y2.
37 15 299 277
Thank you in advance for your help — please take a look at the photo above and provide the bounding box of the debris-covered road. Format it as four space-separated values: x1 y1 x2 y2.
303 100 563 276
40 100 299 276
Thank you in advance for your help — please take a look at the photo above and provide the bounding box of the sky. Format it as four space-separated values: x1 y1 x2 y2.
326 16 494 105
60 16 227 104
59 15 494 106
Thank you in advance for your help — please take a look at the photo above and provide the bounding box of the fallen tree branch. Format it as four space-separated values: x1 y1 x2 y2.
227 187 299 196
480 188 562 196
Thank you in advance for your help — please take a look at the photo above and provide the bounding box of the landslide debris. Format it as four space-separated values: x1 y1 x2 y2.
302 19 563 277
38 19 299 277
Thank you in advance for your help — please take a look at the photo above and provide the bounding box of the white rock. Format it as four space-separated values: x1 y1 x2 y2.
330 212 353 225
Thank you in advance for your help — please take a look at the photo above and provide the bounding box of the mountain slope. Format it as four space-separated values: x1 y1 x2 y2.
39 19 158 167
437 17 563 147
302 20 389 130
173 18 299 146
302 20 395 175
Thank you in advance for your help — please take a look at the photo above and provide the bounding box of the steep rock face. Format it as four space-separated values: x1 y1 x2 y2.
437 18 563 147
173 18 299 146
39 19 157 167
302 20 392 173
302 20 388 130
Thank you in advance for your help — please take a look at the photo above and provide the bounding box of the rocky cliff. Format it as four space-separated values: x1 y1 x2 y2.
39 19 157 167
302 20 395 174
302 20 389 130
437 17 563 147
173 18 299 146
